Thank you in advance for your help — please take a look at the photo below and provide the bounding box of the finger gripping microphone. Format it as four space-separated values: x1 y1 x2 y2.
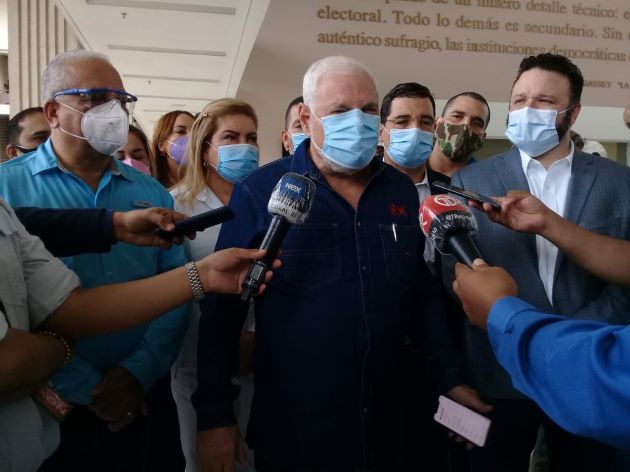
419 194 482 267
240 172 316 301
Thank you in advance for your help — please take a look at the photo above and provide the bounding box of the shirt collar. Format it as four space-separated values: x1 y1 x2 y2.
289 138 318 177
520 142 574 175
415 168 430 189
30 138 61 175
30 138 133 181
195 185 222 206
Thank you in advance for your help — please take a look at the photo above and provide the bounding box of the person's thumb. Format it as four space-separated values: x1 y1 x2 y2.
470 396 494 414
472 258 488 268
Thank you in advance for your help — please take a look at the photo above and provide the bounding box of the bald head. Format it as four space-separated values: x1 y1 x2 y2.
42 50 121 102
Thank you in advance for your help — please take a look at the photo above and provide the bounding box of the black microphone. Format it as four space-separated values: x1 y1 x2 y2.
419 194 482 267
154 206 234 239
240 172 316 301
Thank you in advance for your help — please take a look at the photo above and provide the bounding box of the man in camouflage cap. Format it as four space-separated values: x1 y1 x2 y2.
427 92 490 189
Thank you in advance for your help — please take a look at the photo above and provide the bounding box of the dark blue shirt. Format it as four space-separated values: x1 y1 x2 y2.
194 141 461 470
15 207 115 257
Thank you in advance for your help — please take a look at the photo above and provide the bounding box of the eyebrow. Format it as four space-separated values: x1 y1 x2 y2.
392 112 434 119
448 108 486 125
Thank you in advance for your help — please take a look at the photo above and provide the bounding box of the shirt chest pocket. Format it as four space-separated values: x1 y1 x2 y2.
276 223 341 290
379 224 420 287
0 221 28 326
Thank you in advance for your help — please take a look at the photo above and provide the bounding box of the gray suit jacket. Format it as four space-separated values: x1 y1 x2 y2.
445 147 630 398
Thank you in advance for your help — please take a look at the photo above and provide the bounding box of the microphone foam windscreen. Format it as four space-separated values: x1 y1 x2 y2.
419 194 478 253
268 172 316 224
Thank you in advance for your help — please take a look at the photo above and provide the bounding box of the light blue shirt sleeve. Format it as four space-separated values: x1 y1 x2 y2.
488 296 630 450
118 229 191 391
51 356 103 404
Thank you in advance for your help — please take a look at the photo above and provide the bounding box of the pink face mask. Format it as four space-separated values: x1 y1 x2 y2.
122 157 151 176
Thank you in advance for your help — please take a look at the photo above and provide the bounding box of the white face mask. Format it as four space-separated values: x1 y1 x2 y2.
57 99 129 155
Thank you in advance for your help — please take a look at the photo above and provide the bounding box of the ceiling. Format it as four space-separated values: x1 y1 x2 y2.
54 0 270 136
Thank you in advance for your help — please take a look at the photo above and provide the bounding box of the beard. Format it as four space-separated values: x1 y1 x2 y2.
323 157 365 176
312 139 371 176
555 109 572 142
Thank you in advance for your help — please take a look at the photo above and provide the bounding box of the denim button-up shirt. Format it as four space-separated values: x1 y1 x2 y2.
194 140 461 470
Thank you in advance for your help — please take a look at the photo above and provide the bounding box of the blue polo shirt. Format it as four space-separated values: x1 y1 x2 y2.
0 139 189 403
194 139 461 470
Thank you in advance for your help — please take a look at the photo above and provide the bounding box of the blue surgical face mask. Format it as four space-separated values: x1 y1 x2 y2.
505 106 571 157
208 142 259 183
290 132 308 154
312 108 380 170
385 127 433 168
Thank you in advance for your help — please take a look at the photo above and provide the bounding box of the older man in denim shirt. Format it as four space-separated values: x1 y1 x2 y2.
195 56 467 472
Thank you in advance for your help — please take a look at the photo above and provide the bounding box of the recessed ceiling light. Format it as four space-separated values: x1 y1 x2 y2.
85 0 236 15
123 74 220 84
108 45 225 56
136 94 214 101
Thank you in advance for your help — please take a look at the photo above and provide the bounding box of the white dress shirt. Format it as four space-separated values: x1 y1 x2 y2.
520 144 574 304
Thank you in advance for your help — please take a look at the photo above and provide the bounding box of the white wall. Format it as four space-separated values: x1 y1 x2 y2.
0 0 7 53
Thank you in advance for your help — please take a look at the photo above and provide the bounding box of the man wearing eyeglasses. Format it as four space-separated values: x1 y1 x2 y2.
5 107 51 160
0 50 190 471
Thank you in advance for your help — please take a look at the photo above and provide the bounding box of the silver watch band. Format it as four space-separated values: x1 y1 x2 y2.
185 262 206 301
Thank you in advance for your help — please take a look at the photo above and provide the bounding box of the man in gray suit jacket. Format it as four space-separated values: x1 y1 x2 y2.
446 53 630 471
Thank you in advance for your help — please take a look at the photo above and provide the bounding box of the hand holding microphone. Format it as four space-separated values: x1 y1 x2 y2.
453 259 518 328
420 194 483 267
240 172 316 301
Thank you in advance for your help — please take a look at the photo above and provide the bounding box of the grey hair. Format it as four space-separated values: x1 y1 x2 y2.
42 49 111 101
302 56 376 109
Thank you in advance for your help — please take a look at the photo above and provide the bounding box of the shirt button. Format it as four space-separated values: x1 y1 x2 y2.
107 272 112 277
357 222 361 227
363 407 368 413
361 265 367 271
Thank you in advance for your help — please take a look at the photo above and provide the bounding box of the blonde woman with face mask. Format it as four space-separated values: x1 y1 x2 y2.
170 99 259 472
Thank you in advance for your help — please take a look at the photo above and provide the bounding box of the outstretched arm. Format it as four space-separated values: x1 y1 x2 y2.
15 206 190 256
45 248 279 339
471 190 630 287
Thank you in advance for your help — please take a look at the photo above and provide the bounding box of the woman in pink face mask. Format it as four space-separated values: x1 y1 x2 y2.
115 125 153 176
152 110 195 188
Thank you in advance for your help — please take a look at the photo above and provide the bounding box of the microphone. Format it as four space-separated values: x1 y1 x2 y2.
240 172 316 301
419 194 482 267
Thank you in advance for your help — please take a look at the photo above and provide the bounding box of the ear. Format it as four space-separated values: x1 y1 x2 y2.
158 140 167 154
299 103 311 137
570 103 582 126
43 100 60 129
5 145 17 159
280 130 291 153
